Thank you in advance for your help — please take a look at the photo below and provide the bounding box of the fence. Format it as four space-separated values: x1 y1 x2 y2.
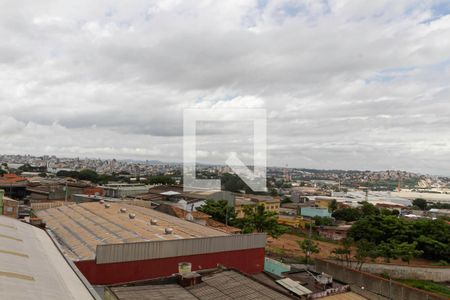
315 259 447 300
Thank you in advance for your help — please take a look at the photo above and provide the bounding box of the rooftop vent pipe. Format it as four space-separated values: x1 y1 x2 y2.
105 203 111 208
150 219 158 225
165 227 173 234
129 213 136 219
120 208 127 213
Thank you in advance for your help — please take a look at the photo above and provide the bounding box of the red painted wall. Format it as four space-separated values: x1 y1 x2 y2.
75 248 265 285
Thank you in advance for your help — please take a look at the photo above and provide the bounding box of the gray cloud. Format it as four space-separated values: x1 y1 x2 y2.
1 0 450 174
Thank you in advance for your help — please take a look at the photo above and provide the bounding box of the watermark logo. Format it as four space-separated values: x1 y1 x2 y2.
183 108 267 192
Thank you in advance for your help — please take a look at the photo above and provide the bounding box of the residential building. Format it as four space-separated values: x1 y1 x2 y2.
0 191 19 218
235 194 280 218
317 225 352 241
103 183 153 198
314 197 335 209
0 173 28 199
277 215 311 229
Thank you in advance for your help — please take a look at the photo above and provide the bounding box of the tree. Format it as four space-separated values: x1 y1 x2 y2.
360 202 380 216
147 176 175 185
281 196 292 204
0 169 7 176
395 241 423 264
328 199 338 212
412 198 427 210
197 200 235 225
313 216 335 226
237 205 287 238
221 173 250 192
354 239 378 270
298 239 319 265
332 208 362 222
78 169 99 183
349 215 450 261
331 238 352 266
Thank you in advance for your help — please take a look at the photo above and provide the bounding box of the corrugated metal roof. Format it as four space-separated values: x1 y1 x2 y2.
37 202 228 260
109 270 292 300
276 278 312 296
0 215 95 300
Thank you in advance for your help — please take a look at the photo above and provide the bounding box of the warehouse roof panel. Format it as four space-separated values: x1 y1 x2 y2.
0 215 96 300
36 202 227 260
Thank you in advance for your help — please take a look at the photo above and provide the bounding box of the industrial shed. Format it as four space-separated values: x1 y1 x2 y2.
37 202 266 285
0 215 97 300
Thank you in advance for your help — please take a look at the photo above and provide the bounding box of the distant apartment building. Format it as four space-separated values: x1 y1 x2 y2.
234 195 280 218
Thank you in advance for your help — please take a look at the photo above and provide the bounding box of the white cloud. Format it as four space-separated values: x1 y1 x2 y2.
0 0 450 174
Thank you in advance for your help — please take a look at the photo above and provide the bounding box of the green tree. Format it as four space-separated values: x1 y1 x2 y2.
78 169 99 183
56 170 80 179
328 199 338 212
412 198 427 210
332 208 362 222
395 241 423 264
298 239 319 265
281 196 292 204
349 215 450 261
354 239 378 270
147 176 175 185
360 202 380 216
331 238 352 266
313 216 335 226
197 200 235 225
237 205 286 238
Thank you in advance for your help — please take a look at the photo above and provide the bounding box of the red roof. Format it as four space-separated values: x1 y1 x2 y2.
0 173 28 183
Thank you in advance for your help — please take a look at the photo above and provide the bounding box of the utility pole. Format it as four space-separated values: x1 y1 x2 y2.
225 205 228 227
307 219 313 269
64 182 68 203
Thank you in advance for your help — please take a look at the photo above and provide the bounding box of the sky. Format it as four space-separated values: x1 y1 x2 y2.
1 0 450 175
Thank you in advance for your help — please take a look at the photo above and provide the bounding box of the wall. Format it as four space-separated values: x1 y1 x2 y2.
3 198 19 218
75 248 265 285
332 261 450 282
315 259 447 300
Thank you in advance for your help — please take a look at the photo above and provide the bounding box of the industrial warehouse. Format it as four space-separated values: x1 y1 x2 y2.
35 201 267 284
0 215 97 300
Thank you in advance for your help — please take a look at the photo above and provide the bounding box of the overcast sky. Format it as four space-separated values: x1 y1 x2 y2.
1 1 450 174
